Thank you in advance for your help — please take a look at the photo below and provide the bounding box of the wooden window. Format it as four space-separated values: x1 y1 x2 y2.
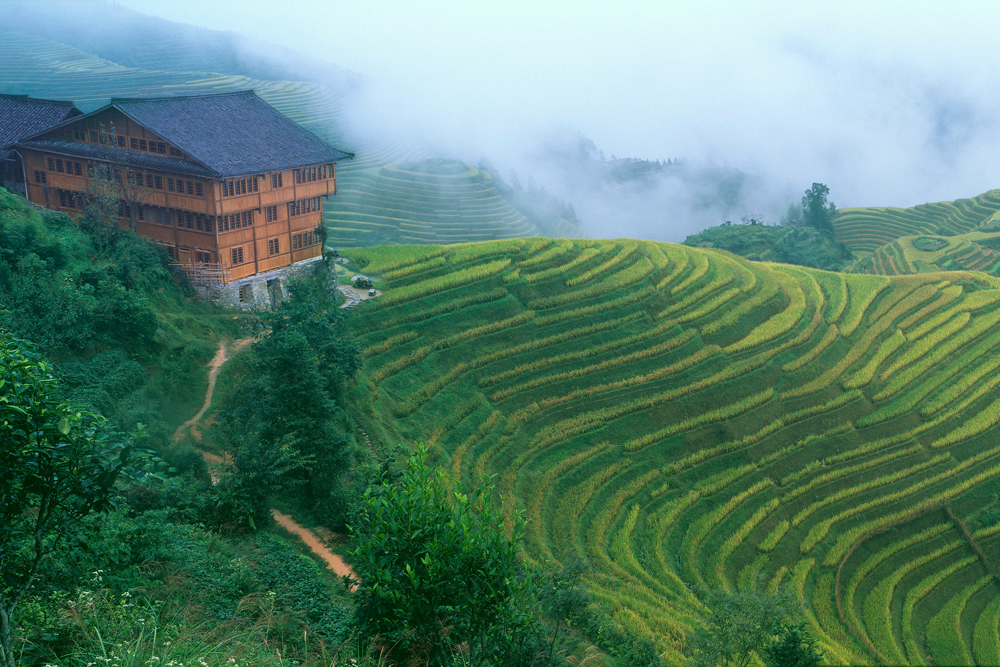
58 191 67 208
46 157 54 171
137 207 145 221
195 182 203 197
196 250 212 264
145 174 153 188
55 159 64 173
157 142 165 154
99 131 107 145
130 138 139 149
231 247 245 265
90 131 98 142
271 172 282 188
204 217 213 232
73 130 84 141
169 147 182 158
238 284 250 302
185 212 194 229
167 178 175 193
166 246 176 261
268 238 279 256
154 175 163 189
186 181 194 196
137 139 146 151
154 209 164 225
73 162 83 176
117 136 126 148
34 170 46 184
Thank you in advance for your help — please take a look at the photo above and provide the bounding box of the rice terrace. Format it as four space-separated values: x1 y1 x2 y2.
344 237 1000 665
8 3 1000 665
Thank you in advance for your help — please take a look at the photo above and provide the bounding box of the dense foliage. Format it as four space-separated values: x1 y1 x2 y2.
683 221 853 271
683 586 805 667
684 184 853 271
215 275 362 528
0 188 235 451
351 445 533 665
0 333 137 667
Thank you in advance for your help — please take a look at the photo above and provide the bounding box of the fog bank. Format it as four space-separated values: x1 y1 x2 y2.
69 1 1000 239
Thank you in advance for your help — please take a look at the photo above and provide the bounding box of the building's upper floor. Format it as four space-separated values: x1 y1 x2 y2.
14 90 353 208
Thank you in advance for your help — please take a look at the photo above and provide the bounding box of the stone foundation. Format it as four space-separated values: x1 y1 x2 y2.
203 255 337 311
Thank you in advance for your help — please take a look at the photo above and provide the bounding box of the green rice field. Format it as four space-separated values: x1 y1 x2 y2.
344 238 1000 664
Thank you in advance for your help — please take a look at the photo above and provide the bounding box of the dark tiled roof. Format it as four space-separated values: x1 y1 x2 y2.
111 91 353 178
0 94 80 149
18 138 217 177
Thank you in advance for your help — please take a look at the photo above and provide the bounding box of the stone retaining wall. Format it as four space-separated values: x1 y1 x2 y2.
199 255 338 311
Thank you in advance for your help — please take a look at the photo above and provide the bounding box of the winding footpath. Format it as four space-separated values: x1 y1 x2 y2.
178 337 356 582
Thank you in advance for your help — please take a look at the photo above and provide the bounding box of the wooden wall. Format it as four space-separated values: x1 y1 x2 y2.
22 143 334 283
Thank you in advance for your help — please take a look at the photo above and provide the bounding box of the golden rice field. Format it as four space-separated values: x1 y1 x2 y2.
345 238 1000 665
834 189 1000 255
847 230 1000 279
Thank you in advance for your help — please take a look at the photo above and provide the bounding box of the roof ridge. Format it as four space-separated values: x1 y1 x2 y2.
110 90 256 103
0 93 77 106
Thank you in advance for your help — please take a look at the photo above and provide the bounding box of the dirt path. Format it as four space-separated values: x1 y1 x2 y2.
179 338 357 582
172 338 252 444
271 510 357 587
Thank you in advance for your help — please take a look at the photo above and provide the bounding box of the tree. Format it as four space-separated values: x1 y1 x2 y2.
684 585 803 667
801 183 837 238
350 445 533 666
763 622 823 667
0 333 137 667
215 274 361 526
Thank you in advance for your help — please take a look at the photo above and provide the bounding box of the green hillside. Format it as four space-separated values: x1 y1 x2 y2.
342 238 1000 664
684 222 852 271
834 189 1000 255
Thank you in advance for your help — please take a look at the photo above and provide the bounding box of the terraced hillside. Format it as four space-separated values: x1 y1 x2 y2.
847 228 1000 277
344 238 1000 664
323 161 559 247
834 189 1000 255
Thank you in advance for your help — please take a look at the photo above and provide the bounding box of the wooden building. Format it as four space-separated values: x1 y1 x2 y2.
14 90 352 284
1 94 82 197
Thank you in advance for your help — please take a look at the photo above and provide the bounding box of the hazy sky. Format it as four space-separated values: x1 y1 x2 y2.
104 0 1000 233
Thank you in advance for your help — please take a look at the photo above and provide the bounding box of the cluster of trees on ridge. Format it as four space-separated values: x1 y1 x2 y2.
684 183 855 271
